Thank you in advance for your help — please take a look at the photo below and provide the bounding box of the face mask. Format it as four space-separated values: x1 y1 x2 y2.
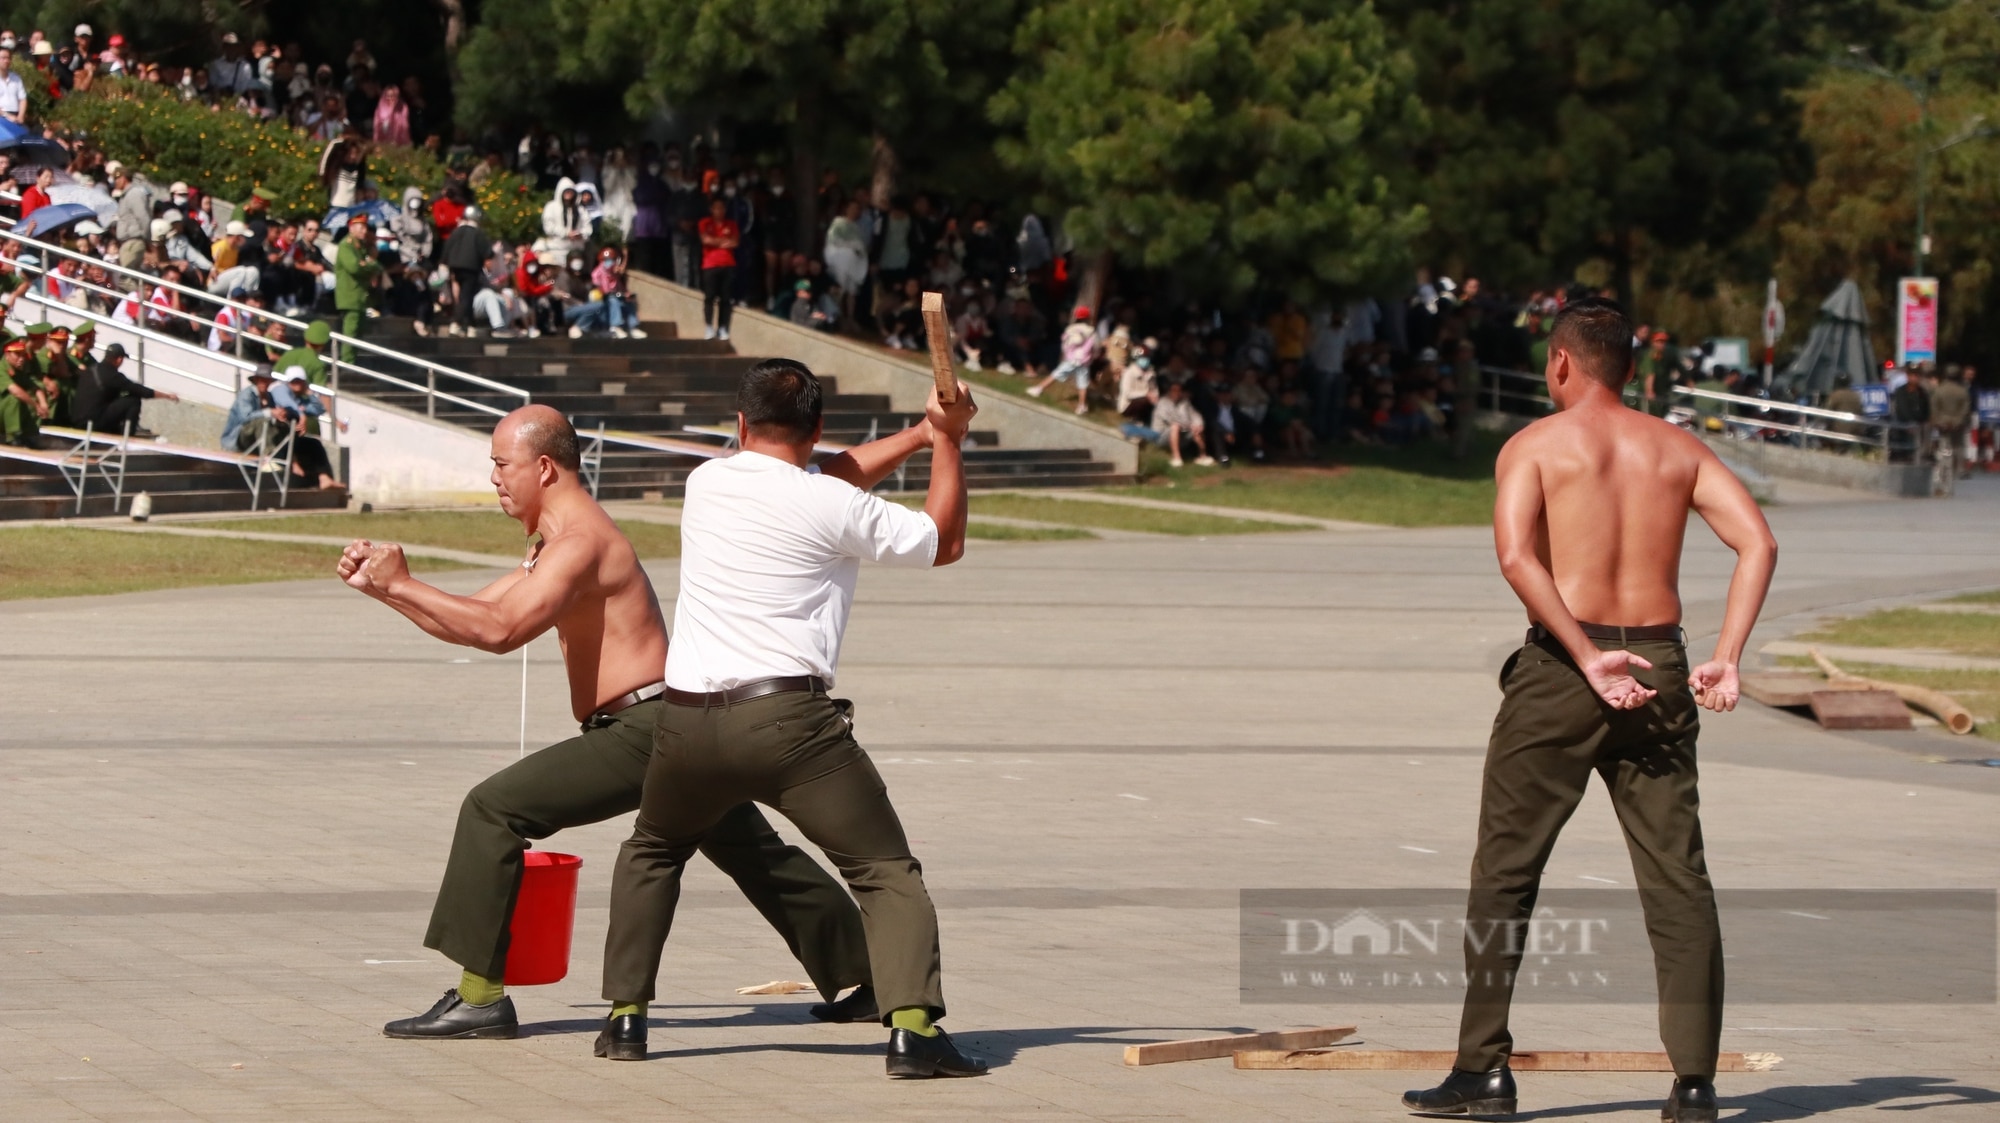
770 184 785 196
645 163 661 175
723 186 736 198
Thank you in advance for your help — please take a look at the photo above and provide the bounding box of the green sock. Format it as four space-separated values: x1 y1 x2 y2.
457 970 504 1007
610 1002 646 1019
889 1006 938 1037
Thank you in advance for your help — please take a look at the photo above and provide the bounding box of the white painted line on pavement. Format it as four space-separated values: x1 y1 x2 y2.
1578 875 1619 884
1784 911 1831 921
1119 793 1149 801
1400 845 1438 854
1244 817 1278 825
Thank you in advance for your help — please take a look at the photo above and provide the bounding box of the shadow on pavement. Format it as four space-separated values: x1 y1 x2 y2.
1514 1074 2000 1121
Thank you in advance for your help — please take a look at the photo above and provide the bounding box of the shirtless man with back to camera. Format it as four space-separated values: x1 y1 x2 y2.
1403 297 1778 1123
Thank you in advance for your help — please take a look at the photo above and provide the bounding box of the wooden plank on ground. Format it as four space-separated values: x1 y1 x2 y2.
1234 1050 1768 1072
1809 689 1912 730
1741 671 1869 709
1122 1026 1356 1066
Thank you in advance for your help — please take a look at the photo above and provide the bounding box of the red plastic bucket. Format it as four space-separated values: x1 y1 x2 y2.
504 851 581 986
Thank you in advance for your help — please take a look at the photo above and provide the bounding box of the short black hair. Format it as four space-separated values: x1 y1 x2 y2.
737 358 823 441
1548 296 1633 388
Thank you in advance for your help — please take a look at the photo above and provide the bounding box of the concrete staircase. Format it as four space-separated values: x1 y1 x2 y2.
362 319 1124 499
0 446 348 520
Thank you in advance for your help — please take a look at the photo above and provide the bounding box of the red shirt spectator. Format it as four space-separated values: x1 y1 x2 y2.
431 192 466 242
515 249 553 299
18 168 53 215
698 211 738 270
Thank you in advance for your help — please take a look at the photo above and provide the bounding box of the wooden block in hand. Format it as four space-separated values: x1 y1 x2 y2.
920 291 956 403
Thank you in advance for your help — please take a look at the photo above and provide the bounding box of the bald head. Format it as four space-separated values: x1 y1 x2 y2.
497 405 580 472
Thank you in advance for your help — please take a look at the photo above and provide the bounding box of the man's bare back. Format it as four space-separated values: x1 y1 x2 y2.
1502 406 1712 627
338 405 668 720
1496 303 1777 712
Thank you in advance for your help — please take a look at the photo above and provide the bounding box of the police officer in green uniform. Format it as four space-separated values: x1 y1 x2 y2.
274 320 332 386
335 212 381 362
1 337 49 446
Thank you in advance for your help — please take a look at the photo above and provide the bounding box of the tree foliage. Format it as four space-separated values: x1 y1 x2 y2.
50 80 546 241
991 0 1428 300
1380 0 1794 306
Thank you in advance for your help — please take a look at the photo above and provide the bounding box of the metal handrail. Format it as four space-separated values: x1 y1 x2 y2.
1473 364 1930 460
0 214 530 414
7 264 519 419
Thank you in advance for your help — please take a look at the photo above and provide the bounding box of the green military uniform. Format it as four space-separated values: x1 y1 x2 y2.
430 697 872 993
1826 384 1866 443
604 687 944 1018
1456 627 1723 1080
275 322 333 386
36 346 75 429
1 346 44 447
335 234 382 362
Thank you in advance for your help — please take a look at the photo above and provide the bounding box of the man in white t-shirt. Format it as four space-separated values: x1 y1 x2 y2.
0 48 27 123
601 358 988 1079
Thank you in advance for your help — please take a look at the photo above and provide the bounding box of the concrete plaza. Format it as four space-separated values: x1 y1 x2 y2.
2 482 1998 1121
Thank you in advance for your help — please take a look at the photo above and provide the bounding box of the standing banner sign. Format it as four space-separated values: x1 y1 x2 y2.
1896 277 1939 367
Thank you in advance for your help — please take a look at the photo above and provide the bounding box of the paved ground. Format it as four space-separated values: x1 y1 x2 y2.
3 478 1999 1122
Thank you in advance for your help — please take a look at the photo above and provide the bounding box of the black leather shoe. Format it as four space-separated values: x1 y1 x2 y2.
809 985 879 1024
1662 1075 1718 1123
382 989 519 1040
593 1013 646 1061
1401 1066 1517 1118
885 1027 988 1078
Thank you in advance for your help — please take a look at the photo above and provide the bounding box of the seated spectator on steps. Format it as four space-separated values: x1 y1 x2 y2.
1121 379 1214 467
221 364 288 453
786 278 839 332
1117 354 1159 424
75 342 176 437
513 248 556 335
270 367 345 489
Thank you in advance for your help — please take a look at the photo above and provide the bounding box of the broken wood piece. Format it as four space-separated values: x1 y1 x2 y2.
1811 648 1976 734
1122 1025 1357 1066
734 980 812 996
1809 688 1914 730
1233 1049 1777 1072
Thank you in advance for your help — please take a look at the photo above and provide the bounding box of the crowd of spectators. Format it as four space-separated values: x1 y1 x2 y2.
3 19 1991 479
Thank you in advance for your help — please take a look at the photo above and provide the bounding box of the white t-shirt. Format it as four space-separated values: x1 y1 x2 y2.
0 73 26 117
665 451 938 691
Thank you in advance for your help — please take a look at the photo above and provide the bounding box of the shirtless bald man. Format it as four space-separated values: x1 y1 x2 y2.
342 404 937 1045
1404 298 1777 1123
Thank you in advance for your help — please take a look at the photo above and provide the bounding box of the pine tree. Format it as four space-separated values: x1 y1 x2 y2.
991 0 1428 301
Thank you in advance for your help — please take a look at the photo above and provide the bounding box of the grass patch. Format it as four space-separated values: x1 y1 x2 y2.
0 528 473 601
1776 657 2000 742
904 494 1302 536
181 510 682 559
1795 608 2000 658
965 522 1096 541
1108 430 1504 527
1947 589 2000 604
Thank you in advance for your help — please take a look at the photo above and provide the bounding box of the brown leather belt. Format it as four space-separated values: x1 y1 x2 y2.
664 675 827 708
584 681 667 728
1528 622 1683 646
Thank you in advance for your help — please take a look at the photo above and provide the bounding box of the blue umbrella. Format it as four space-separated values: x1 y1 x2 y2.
13 203 100 239
1 136 71 168
0 118 27 145
323 199 399 232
